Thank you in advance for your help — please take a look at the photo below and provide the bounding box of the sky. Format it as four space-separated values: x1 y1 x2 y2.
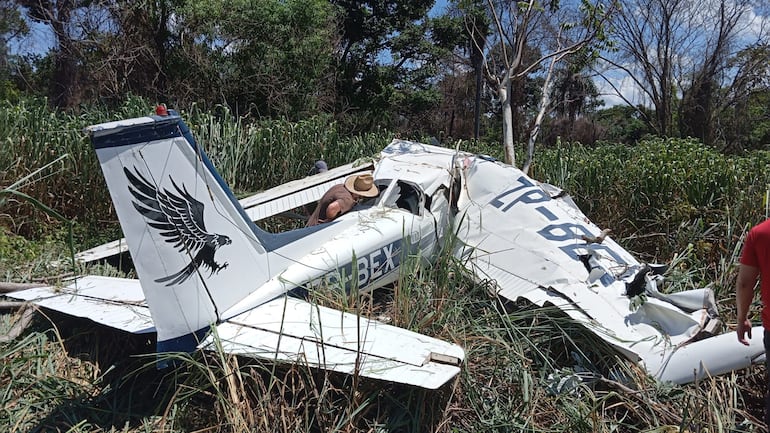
594 69 643 108
9 18 53 56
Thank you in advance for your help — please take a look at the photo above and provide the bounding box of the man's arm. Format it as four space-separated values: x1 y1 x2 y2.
321 200 342 223
736 263 759 345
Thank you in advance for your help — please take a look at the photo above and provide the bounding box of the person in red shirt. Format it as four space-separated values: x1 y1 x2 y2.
736 218 770 425
306 174 379 226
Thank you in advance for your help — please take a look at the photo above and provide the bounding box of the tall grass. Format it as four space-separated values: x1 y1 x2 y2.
0 98 391 245
3 270 762 432
185 104 388 192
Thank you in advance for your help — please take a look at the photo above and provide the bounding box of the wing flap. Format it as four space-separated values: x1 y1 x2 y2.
6 276 155 334
204 296 464 389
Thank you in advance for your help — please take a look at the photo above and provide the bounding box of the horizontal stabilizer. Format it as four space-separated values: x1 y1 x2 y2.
6 276 154 334
7 276 463 389
205 296 464 389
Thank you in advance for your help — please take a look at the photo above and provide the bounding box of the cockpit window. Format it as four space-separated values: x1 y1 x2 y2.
395 181 420 214
376 179 423 215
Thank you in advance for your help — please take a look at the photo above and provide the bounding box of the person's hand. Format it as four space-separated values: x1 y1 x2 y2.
737 318 753 346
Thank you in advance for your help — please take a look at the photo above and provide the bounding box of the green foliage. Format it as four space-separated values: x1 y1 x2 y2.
333 0 460 131
0 2 28 36
182 104 390 193
0 227 38 264
0 98 391 243
592 105 654 143
176 0 337 118
723 87 770 151
0 96 162 239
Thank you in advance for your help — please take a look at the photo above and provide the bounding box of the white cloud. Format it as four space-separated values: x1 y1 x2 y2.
593 66 648 108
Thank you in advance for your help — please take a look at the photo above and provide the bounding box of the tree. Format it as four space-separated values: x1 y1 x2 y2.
426 7 492 140
678 0 766 146
551 51 601 123
457 1 490 139
720 44 770 151
601 0 685 137
601 0 769 143
592 104 654 143
467 0 616 166
332 0 459 131
421 64 478 140
83 0 180 104
14 0 338 115
11 0 183 107
171 0 337 118
17 0 93 108
0 1 28 100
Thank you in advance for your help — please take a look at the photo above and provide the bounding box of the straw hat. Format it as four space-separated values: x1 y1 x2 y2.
344 174 379 197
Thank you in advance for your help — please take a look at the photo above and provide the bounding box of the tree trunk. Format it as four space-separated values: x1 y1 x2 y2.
473 57 483 140
499 79 515 166
45 1 79 109
522 56 557 175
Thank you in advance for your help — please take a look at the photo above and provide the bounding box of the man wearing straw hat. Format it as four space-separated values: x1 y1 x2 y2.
306 174 379 226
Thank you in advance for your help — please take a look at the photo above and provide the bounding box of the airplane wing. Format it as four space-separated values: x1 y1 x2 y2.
238 160 374 221
7 276 462 389
74 160 375 265
454 154 765 384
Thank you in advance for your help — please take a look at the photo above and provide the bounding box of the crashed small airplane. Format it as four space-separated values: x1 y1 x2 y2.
8 108 765 389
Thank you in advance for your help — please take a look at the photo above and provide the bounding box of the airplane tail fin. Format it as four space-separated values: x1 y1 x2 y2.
87 110 273 350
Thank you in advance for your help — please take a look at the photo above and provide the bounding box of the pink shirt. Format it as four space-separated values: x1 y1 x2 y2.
740 218 770 329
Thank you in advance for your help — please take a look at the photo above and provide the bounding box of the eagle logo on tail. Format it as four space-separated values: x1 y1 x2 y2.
125 167 232 286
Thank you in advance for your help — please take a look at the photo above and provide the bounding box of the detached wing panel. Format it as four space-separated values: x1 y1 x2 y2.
205 296 464 389
7 276 154 334
455 155 764 384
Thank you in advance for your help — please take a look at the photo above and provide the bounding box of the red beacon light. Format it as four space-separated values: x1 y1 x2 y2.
155 104 168 116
